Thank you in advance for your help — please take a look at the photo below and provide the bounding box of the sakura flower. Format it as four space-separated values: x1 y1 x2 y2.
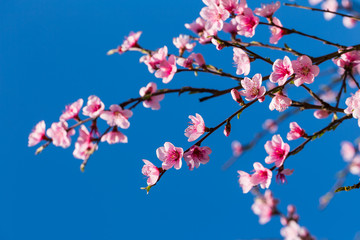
314 109 330 119
340 141 355 162
231 140 243 156
46 121 75 148
269 92 292 112
140 46 168 73
73 125 97 160
154 55 177 84
200 3 230 31
183 145 212 170
251 162 273 189
344 90 360 126
107 31 142 55
292 55 320 87
287 122 305 140
322 0 338 20
333 50 360 70
173 35 196 55
185 17 206 35
251 190 279 224
262 119 278 133
276 168 294 184
343 17 357 29
142 160 160 186
270 56 294 86
223 19 239 37
100 104 133 129
240 73 266 102
28 120 47 147
156 142 184 170
60 99 83 121
265 134 290 167
185 113 206 142
139 82 164 110
254 1 280 18
269 17 285 44
280 221 312 240
233 48 250 76
349 155 360 175
236 8 259 38
82 95 105 118
237 170 253 193
101 127 128 144
220 0 242 15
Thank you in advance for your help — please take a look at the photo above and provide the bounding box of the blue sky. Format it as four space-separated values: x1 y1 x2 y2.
1 0 360 239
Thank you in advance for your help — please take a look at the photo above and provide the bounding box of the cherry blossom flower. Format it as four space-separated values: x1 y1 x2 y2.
322 0 338 20
238 162 273 193
343 17 356 29
60 98 83 121
100 104 133 129
101 127 128 144
140 46 168 73
269 92 292 112
233 48 250 76
82 95 105 118
73 125 97 160
251 190 279 224
262 119 278 133
344 90 360 126
220 0 243 15
231 140 243 156
142 160 160 186
349 155 360 175
156 142 184 170
28 120 47 147
173 35 196 54
46 121 75 148
154 55 177 84
340 141 355 162
292 55 320 87
240 73 266 102
185 17 206 34
287 122 305 140
200 2 230 31
280 221 312 240
270 56 294 85
183 145 212 170
314 109 330 119
223 19 239 37
333 50 360 70
254 1 280 18
276 168 294 183
237 170 253 193
139 82 164 110
265 134 290 167
269 17 285 44
107 31 142 55
185 113 206 142
236 8 259 38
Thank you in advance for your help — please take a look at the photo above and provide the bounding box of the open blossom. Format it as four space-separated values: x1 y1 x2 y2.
28 120 47 147
236 8 259 38
142 160 160 186
269 92 292 112
333 50 360 69
292 55 320 87
349 155 360 175
100 104 133 129
156 142 184 170
82 95 104 118
238 162 272 193
107 31 142 55
270 56 294 86
240 73 266 102
200 2 230 31
46 121 75 148
269 17 285 44
185 17 206 34
265 134 290 167
183 145 212 170
254 1 280 18
223 19 239 37
101 127 128 144
287 122 305 140
263 119 278 133
60 99 83 121
220 0 244 15
340 141 355 162
173 35 196 54
140 46 168 73
139 82 164 110
276 168 294 183
251 190 279 224
154 55 177 84
281 221 312 240
73 125 97 160
231 140 243 156
322 0 338 20
344 90 360 126
233 48 250 76
185 113 206 142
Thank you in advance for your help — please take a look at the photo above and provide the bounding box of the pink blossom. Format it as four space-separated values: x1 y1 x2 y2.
280 221 311 240
73 125 97 160
224 121 231 137
156 142 184 170
265 134 290 167
107 31 142 55
211 38 225 50
199 27 218 44
60 99 83 121
287 122 305 140
270 56 294 86
223 19 239 37
231 88 244 105
237 170 253 193
340 141 355 162
220 0 243 15
82 95 105 118
193 53 206 67
139 82 164 110
320 89 336 103
185 113 206 142
344 90 360 126
240 73 266 102
262 119 278 133
269 17 285 44
233 48 250 76
322 0 338 20
140 46 168 73
173 35 196 54
276 168 294 183
343 17 357 29
183 145 212 170
231 140 243 156
251 190 279 224
185 17 206 35
349 155 360 175
236 8 259 38
333 50 360 69
154 55 177 84
142 160 160 186
200 3 230 31
28 120 47 147
269 92 292 112
309 0 323 5
101 127 128 144
292 55 320 87
46 121 75 148
237 162 273 193
100 104 133 129
254 1 281 18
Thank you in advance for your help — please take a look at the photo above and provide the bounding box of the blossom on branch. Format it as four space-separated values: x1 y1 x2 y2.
100 104 133 129
251 190 279 224
82 95 105 118
107 31 142 55
233 48 250 76
185 113 206 142
142 160 160 186
270 56 294 86
292 55 320 87
287 122 305 141
139 82 164 110
344 90 360 126
73 125 97 160
265 134 290 167
101 127 128 144
254 1 281 19
183 145 212 170
240 73 266 102
156 142 184 170
236 8 259 38
60 98 83 121
46 121 75 148
238 162 272 193
269 92 292 112
28 120 46 147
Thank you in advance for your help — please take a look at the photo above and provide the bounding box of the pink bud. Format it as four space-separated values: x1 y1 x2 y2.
224 121 231 137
